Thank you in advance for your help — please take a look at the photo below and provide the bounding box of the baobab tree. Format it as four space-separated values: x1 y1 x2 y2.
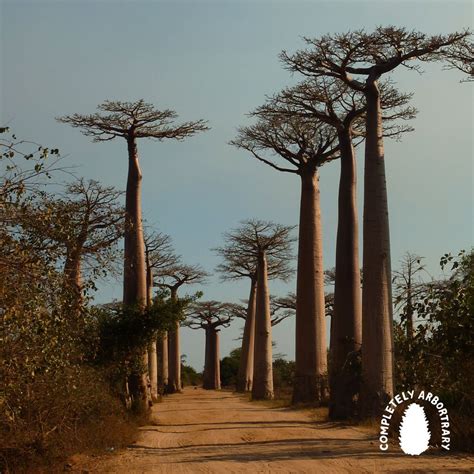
442 37 474 81
58 99 208 409
219 220 295 400
214 224 294 392
20 179 124 311
231 294 295 328
268 79 414 418
232 111 338 403
144 230 179 399
185 301 233 390
281 27 470 415
157 263 209 393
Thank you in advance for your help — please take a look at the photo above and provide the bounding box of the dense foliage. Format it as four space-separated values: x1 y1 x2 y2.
394 250 474 450
0 130 185 470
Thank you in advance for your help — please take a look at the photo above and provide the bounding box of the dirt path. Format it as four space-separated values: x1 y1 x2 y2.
76 388 473 473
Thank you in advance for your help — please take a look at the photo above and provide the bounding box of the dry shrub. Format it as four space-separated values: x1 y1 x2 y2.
0 366 142 473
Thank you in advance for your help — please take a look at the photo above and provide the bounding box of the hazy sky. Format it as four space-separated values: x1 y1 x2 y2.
1 0 472 370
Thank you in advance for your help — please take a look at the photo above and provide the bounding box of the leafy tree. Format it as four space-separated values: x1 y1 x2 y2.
394 250 473 449
220 348 242 387
19 179 124 311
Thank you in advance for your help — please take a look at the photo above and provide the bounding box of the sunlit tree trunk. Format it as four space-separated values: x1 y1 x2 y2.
293 168 327 404
236 278 257 392
203 327 221 390
145 260 158 400
167 288 182 393
360 81 394 416
157 332 168 393
167 322 181 393
148 341 158 401
329 129 362 419
252 251 273 400
63 247 83 314
123 134 150 411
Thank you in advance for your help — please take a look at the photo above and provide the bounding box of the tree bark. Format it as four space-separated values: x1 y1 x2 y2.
236 278 257 392
123 134 149 411
148 341 158 401
360 81 394 417
329 129 362 419
167 287 182 393
123 135 147 308
203 327 221 390
145 260 158 400
63 248 83 314
252 251 274 400
203 327 211 388
157 332 169 393
293 168 328 404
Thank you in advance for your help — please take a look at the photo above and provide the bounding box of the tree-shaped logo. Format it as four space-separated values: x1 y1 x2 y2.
399 403 431 455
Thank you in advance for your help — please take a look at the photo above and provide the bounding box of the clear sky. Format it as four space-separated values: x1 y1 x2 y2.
1 0 472 370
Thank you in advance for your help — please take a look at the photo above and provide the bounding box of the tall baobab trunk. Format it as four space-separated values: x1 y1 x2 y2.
360 81 394 416
167 321 181 393
63 247 83 313
329 129 362 419
203 327 221 390
123 135 147 308
123 134 149 411
146 260 158 401
157 332 169 392
252 251 273 400
293 168 327 404
236 278 257 392
203 327 210 388
167 288 182 393
148 341 158 401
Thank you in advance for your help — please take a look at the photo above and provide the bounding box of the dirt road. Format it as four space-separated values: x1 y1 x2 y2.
76 388 473 473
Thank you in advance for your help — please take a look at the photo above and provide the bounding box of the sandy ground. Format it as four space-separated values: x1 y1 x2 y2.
75 388 473 473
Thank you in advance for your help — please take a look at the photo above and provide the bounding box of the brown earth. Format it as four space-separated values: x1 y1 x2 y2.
74 388 473 473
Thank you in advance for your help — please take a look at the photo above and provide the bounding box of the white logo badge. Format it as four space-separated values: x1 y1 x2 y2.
379 390 451 455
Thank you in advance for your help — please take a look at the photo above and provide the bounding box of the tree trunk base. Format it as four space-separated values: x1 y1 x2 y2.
292 375 328 404
236 378 252 393
329 374 359 420
128 373 151 413
165 382 182 394
252 389 274 401
359 386 391 419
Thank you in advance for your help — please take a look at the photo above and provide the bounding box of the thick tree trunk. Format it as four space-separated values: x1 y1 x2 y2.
167 289 182 394
252 251 274 400
157 332 169 393
145 261 158 400
123 135 149 411
148 341 158 401
236 278 257 392
293 169 328 404
123 136 147 308
203 327 221 390
360 81 394 417
203 327 211 388
329 129 362 419
63 248 83 314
